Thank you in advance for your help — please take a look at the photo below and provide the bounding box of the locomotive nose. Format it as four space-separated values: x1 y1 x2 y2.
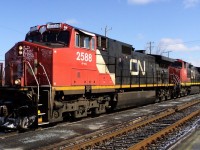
4 43 24 86
5 42 39 86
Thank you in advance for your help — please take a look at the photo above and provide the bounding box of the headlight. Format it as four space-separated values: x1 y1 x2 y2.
19 45 23 50
18 45 23 56
14 79 21 85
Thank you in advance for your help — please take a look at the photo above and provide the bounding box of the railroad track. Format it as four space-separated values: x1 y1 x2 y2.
46 99 200 150
0 95 200 150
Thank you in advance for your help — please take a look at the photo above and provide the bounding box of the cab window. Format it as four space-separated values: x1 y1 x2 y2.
83 37 90 49
97 36 107 50
75 32 95 50
91 38 95 50
75 34 80 47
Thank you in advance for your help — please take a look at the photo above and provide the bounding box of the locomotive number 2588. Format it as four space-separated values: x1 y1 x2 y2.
76 52 92 62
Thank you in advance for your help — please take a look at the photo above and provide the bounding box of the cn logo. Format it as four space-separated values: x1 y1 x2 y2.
130 59 146 76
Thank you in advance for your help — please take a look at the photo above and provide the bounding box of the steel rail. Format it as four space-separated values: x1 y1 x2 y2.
128 109 200 150
61 99 200 150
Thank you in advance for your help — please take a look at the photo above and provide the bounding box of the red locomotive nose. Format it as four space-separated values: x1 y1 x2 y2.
4 43 23 86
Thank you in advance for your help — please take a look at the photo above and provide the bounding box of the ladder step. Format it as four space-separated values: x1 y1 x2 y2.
38 113 46 116
38 104 43 106
38 122 49 126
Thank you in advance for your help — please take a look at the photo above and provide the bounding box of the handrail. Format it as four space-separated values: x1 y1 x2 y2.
1 63 14 86
170 73 180 85
24 61 40 101
39 63 52 116
175 74 180 83
1 65 6 86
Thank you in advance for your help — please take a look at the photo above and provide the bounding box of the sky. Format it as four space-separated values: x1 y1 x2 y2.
0 0 200 66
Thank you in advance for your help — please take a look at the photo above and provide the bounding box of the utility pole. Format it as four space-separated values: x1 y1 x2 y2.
103 26 112 37
162 51 172 57
147 42 154 54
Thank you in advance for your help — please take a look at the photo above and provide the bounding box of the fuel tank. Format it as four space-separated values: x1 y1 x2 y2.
190 86 200 94
116 90 156 109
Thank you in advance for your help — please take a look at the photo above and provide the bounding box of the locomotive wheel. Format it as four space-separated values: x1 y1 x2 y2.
91 108 100 116
184 88 188 96
165 90 171 100
161 96 165 101
159 89 165 101
155 97 160 103
94 107 101 114
171 89 176 99
74 109 87 118
18 117 29 129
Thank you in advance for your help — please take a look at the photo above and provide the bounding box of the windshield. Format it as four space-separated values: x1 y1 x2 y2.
25 30 70 47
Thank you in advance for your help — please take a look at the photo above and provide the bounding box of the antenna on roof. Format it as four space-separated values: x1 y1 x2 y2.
102 26 112 37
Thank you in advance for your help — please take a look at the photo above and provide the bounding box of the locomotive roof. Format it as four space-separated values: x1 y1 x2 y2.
29 22 133 50
150 54 175 63
73 25 133 48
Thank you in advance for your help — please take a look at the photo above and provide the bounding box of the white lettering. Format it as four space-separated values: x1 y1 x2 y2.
23 46 34 61
47 23 61 29
130 59 146 76
76 52 92 63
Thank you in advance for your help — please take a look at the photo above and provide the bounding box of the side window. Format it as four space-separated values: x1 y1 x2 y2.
97 36 107 50
184 62 188 68
84 37 90 49
75 31 95 50
75 34 80 47
80 34 90 49
122 45 132 55
101 37 107 49
91 38 95 50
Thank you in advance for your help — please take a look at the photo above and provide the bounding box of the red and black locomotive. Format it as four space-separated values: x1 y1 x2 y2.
0 23 200 129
